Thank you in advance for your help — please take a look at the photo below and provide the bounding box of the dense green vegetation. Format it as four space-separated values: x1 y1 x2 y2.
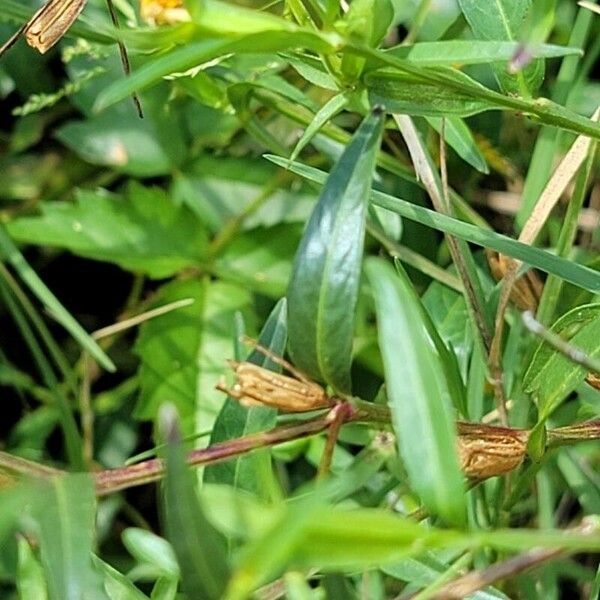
1 0 600 597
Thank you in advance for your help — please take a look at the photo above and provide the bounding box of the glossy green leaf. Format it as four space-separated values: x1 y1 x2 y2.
134 278 253 435
524 304 600 419
265 156 600 293
426 116 489 174
33 474 100 600
366 258 465 526
286 108 384 392
161 407 230 600
204 298 287 499
458 0 544 95
7 185 208 279
384 40 580 66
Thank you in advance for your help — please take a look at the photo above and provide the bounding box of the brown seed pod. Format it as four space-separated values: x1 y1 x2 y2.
486 249 543 311
585 372 600 391
457 422 529 480
217 360 332 413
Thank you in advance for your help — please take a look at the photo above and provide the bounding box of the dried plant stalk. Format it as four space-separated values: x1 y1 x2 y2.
217 360 332 413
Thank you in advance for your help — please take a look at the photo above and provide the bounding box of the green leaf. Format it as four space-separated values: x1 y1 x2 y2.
161 407 230 600
426 116 489 174
290 92 349 162
265 156 600 293
33 474 100 600
17 537 48 600
366 258 466 526
286 108 384 392
458 0 544 95
7 184 208 279
523 303 600 419
56 87 187 177
384 40 581 66
134 278 253 436
365 69 496 117
204 298 287 499
213 225 301 298
92 556 151 600
122 528 179 578
93 31 338 112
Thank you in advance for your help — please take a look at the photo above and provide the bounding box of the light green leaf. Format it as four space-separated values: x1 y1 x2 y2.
426 116 489 174
366 258 466 526
384 40 580 66
17 537 48 600
122 528 179 578
34 474 101 600
290 92 349 162
7 184 208 279
458 0 544 95
134 278 253 436
524 303 600 419
92 556 151 600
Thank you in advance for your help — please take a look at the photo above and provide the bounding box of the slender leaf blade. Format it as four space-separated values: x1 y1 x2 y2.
266 156 600 294
161 406 230 600
366 258 466 526
33 474 100 600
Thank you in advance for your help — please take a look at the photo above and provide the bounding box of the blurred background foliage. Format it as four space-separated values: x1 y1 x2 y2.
0 0 600 598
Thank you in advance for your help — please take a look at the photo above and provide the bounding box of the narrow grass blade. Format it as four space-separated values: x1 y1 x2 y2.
0 225 115 372
265 156 600 293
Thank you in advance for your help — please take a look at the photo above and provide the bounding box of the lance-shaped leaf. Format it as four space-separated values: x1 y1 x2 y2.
366 258 466 526
287 108 384 393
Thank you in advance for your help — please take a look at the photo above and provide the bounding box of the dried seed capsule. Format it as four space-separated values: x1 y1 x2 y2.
457 422 529 480
218 360 332 413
